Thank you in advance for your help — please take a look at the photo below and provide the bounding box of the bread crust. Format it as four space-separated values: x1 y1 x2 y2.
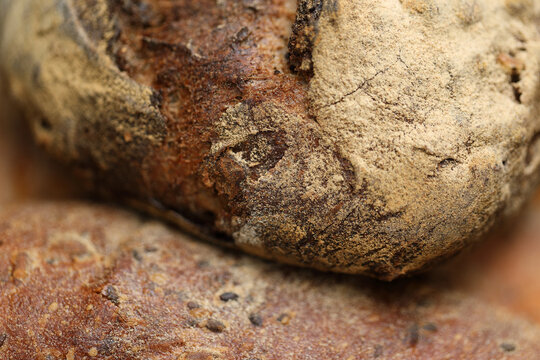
1 201 540 359
1 0 540 279
3 83 540 359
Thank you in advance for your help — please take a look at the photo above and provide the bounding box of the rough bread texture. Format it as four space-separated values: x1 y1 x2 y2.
3 85 540 359
1 202 540 359
306 0 540 277
1 0 540 279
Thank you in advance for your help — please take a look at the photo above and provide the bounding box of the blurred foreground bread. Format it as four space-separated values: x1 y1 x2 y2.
1 0 540 279
1 202 540 359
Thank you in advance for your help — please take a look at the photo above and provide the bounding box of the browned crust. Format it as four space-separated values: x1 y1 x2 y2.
287 0 324 77
1 201 540 359
2 0 540 280
101 0 312 240
2 80 540 359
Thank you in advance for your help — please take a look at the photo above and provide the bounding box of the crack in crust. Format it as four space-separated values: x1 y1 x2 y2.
287 0 324 77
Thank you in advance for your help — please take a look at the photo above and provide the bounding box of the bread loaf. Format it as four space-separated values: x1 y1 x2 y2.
1 0 540 279
3 86 540 360
1 201 540 359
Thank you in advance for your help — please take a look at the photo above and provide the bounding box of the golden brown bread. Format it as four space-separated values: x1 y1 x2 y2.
2 0 540 279
1 201 540 359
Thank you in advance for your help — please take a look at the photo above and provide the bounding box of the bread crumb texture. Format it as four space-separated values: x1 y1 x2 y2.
1 202 540 359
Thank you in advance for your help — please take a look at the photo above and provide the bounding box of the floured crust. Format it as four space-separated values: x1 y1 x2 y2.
305 0 540 277
2 201 540 359
0 0 166 174
1 0 540 279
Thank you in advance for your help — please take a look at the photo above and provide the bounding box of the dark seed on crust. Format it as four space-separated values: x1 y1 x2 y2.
248 313 263 326
277 313 291 325
422 323 437 332
406 324 419 346
132 250 142 262
500 343 516 352
219 292 239 302
206 319 226 333
187 301 200 310
144 246 158 253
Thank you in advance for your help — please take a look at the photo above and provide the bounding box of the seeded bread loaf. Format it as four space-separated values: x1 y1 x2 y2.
1 201 540 359
1 0 540 279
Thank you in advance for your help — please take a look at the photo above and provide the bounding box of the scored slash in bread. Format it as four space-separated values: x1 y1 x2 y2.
1 0 540 279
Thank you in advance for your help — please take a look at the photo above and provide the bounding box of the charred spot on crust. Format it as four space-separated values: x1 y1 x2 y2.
132 249 143 261
497 52 524 104
109 0 162 28
288 0 324 77
102 285 120 306
97 338 116 356
230 130 289 178
39 118 52 131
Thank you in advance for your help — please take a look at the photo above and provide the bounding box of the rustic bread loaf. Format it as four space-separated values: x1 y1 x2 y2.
1 0 540 279
1 201 540 359
2 87 540 360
